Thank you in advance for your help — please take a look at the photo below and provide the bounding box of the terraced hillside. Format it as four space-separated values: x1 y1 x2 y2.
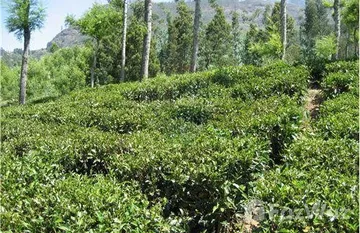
1 61 358 232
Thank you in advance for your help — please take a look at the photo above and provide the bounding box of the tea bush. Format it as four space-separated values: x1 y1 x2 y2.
322 61 359 99
250 61 359 232
3 62 355 232
251 138 359 232
317 61 359 140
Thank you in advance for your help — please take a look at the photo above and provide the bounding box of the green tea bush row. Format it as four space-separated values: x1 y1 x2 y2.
251 138 358 232
322 61 359 99
213 62 309 102
322 72 358 98
121 72 212 101
324 60 359 74
1 161 181 232
316 102 359 140
1 62 310 232
250 61 359 232
317 61 359 140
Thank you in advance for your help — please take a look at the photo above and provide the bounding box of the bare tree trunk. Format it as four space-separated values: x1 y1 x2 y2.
333 0 341 60
190 0 201 73
90 40 99 88
141 0 152 80
280 0 287 61
19 28 30 105
120 0 128 82
355 29 359 58
345 31 350 59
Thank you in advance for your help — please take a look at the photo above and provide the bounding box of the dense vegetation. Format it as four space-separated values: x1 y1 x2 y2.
1 0 358 105
1 0 358 232
2 61 358 232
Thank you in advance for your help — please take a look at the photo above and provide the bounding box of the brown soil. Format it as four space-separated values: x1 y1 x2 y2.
305 89 323 119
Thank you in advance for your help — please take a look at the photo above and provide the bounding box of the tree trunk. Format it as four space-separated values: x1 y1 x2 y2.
120 0 128 82
141 0 152 80
354 29 359 58
190 0 201 73
90 40 99 88
19 28 30 105
333 0 341 60
345 32 349 59
280 0 287 61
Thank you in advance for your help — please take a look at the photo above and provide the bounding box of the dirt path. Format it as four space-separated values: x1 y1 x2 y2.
304 89 322 119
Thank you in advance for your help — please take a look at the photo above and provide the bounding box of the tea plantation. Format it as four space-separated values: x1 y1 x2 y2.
1 61 358 232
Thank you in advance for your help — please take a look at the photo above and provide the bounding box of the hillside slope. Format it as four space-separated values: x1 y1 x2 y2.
1 61 358 232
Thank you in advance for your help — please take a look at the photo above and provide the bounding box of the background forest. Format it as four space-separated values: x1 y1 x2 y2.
1 0 358 105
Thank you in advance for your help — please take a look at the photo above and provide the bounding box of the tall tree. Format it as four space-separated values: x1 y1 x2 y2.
173 1 193 73
126 1 160 81
280 0 287 60
162 1 192 74
342 0 359 57
121 0 128 82
5 0 46 104
242 2 295 65
66 4 122 87
201 6 232 69
141 0 153 80
231 11 242 65
163 13 177 75
190 0 201 72
302 0 331 60
333 0 340 60
323 0 343 59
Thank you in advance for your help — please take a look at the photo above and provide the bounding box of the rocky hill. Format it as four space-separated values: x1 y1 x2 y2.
46 27 89 51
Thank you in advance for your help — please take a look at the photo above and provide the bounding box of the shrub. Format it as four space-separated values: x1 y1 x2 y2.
250 138 359 232
316 92 359 140
322 72 358 98
325 60 359 74
1 62 312 232
1 171 181 232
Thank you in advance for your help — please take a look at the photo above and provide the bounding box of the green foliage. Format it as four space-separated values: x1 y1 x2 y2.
324 60 359 74
342 0 359 58
5 0 46 39
66 3 123 86
314 35 336 60
0 46 92 104
161 1 193 75
1 168 180 232
125 1 160 81
49 42 60 53
249 61 358 232
317 61 359 140
322 72 358 97
2 63 310 232
242 2 297 65
66 4 121 42
316 96 359 140
200 6 232 69
249 31 282 63
214 62 309 102
301 0 333 78
252 138 358 232
0 61 19 104
322 61 359 98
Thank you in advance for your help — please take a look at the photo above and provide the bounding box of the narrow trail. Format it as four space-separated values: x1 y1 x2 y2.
301 88 323 133
240 88 324 233
304 89 322 120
